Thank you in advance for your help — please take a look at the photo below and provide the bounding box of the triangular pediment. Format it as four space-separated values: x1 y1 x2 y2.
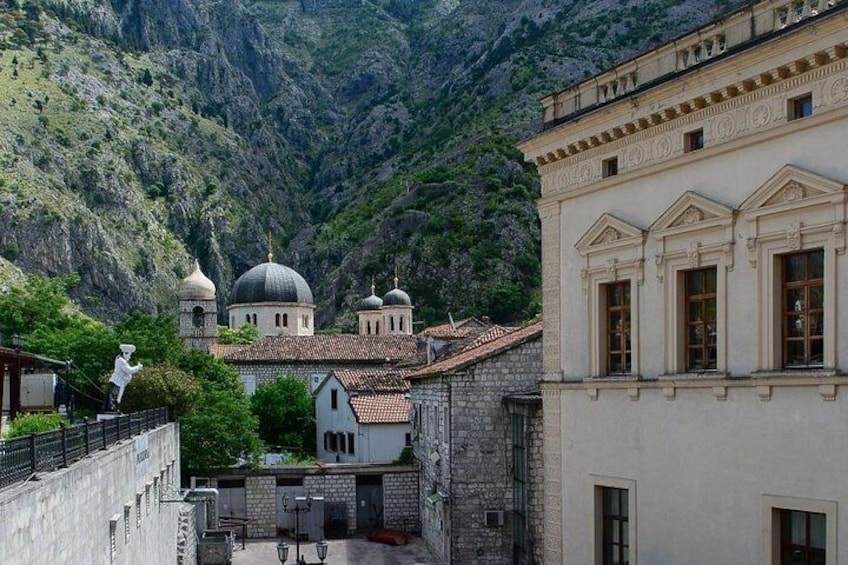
740 165 846 213
575 213 644 254
652 191 735 234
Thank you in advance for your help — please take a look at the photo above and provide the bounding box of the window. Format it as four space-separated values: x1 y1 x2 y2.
405 433 412 447
283 313 288 327
303 315 309 329
251 313 257 325
603 157 619 178
348 433 355 454
685 268 717 371
512 413 528 565
330 389 338 410
275 313 281 328
390 316 395 331
779 509 826 564
606 282 631 375
782 250 824 368
245 314 250 324
338 432 346 453
602 487 629 565
328 432 338 452
400 316 405 332
366 320 371 334
192 306 204 328
376 321 380 334
684 128 704 152
789 93 812 120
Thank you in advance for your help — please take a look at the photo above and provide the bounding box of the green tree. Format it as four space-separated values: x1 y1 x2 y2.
114 310 185 365
180 388 263 473
119 364 201 419
140 68 153 86
0 273 81 337
250 375 315 455
176 349 243 396
217 324 259 345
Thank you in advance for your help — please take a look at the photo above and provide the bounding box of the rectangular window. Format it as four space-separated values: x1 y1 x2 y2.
605 282 631 375
405 432 412 447
783 250 824 368
684 128 704 152
331 389 338 410
512 414 528 564
348 433 355 454
789 93 813 120
602 157 619 178
779 509 826 564
338 432 346 453
602 487 630 565
328 432 338 452
323 432 329 451
685 268 717 371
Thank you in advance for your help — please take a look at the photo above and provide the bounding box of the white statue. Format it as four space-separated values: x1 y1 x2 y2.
103 344 143 412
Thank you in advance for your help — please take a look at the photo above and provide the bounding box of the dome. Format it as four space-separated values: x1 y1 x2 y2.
358 293 383 311
383 287 412 307
230 262 314 305
179 261 216 300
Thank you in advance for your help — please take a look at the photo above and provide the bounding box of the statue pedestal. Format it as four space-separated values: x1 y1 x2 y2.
96 413 120 421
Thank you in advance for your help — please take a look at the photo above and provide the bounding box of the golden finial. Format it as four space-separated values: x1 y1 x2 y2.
267 232 274 263
370 276 376 296
394 266 399 289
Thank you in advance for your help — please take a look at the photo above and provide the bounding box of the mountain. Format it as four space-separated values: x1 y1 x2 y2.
0 0 739 329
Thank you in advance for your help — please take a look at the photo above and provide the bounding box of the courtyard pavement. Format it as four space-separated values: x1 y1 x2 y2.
230 535 435 565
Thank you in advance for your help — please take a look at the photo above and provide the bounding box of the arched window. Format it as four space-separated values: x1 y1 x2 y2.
245 314 250 324
376 321 380 334
366 321 372 334
252 313 257 325
390 316 395 332
283 313 288 327
303 315 309 329
192 306 204 328
400 316 405 332
275 313 281 327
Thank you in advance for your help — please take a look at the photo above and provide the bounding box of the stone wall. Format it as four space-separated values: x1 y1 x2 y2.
383 471 419 532
246 476 276 537
176 503 197 565
526 403 545 565
304 472 356 535
0 423 180 565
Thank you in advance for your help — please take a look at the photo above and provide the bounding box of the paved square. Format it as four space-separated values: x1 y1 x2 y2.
230 536 435 565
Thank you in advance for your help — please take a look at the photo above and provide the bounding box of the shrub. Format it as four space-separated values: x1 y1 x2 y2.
4 412 67 439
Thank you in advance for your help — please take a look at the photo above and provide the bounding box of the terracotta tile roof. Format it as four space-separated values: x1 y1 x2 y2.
221 334 420 363
418 317 492 339
408 320 543 379
333 369 410 393
349 393 410 424
208 344 249 358
460 325 519 351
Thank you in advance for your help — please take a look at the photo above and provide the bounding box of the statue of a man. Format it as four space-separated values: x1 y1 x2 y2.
103 344 143 413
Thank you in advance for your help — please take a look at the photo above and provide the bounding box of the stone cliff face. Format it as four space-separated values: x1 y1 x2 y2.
0 0 740 326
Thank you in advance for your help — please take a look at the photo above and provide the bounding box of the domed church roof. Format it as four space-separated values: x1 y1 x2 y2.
358 281 383 311
179 260 217 300
383 275 412 307
230 262 314 305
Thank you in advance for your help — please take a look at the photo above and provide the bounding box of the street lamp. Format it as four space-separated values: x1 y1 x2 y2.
278 494 329 564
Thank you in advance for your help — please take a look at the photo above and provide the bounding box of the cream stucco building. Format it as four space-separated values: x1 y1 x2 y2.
520 0 848 563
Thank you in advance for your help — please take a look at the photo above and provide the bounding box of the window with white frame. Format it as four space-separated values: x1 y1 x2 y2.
592 475 636 565
652 191 734 376
740 165 845 372
576 214 645 378
763 494 835 565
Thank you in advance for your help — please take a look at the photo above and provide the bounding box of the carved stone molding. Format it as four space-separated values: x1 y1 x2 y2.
587 387 599 401
746 237 758 268
686 241 701 267
756 385 772 401
663 386 676 400
712 386 727 401
819 384 837 401
627 387 640 401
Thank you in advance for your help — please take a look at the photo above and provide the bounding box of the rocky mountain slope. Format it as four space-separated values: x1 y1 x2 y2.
0 0 739 328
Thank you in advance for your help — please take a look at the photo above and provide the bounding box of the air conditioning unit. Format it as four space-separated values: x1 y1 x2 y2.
484 510 504 527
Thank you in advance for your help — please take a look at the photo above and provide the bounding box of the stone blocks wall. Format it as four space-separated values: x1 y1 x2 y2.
177 503 197 565
383 471 419 532
246 476 277 537
0 423 181 565
304 473 356 534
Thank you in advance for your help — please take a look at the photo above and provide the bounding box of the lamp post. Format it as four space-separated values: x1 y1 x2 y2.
278 494 328 564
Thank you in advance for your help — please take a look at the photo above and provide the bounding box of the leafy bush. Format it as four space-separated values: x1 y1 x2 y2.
119 364 202 419
4 412 67 439
393 446 414 465
250 375 315 456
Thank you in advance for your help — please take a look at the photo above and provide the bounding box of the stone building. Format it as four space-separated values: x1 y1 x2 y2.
519 0 848 562
407 321 543 565
356 277 415 336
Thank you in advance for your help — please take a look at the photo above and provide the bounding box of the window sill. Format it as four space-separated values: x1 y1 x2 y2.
658 372 729 381
585 374 641 383
751 368 840 379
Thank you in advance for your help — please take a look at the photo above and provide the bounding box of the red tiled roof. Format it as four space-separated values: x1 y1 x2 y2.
208 344 249 358
418 317 491 339
333 369 410 393
222 334 420 363
408 321 543 379
349 393 410 424
460 325 519 351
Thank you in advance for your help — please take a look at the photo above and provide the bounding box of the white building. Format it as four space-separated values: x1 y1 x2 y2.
314 369 411 464
520 0 848 563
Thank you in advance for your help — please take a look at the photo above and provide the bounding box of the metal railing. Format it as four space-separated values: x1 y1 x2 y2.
0 407 169 489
